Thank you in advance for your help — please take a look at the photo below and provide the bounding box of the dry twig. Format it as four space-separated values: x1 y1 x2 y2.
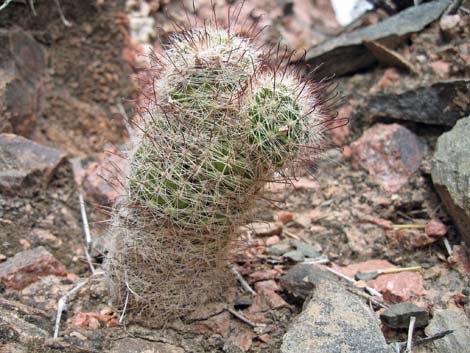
229 263 257 296
227 308 266 328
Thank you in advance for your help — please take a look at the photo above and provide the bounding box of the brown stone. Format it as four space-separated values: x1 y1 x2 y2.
0 246 67 290
0 134 66 196
0 28 47 137
249 269 281 282
425 219 447 238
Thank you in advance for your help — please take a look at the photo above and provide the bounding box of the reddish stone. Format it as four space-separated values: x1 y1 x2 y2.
359 214 393 229
249 269 281 282
342 145 352 158
226 328 252 352
430 61 451 77
257 334 270 343
339 260 425 303
259 288 289 310
254 280 282 292
276 211 294 224
451 245 470 274
0 246 67 290
337 259 395 278
71 312 89 328
350 123 424 193
192 311 231 337
425 219 447 238
0 254 6 262
309 209 323 222
81 148 126 205
370 68 400 93
369 271 425 303
265 236 280 246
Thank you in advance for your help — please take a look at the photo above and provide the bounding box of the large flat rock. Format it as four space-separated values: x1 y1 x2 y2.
0 133 66 196
281 266 391 353
431 116 470 247
425 309 470 353
367 80 470 126
306 0 449 77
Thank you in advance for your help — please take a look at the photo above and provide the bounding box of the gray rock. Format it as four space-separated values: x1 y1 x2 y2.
0 27 46 136
425 309 470 353
267 241 292 256
0 134 66 196
367 80 470 126
280 264 317 300
233 295 253 310
108 337 184 353
292 240 321 259
431 117 470 247
283 250 305 262
281 267 391 353
380 302 429 329
306 0 449 77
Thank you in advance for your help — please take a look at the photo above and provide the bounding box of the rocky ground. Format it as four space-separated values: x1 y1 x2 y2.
0 0 469 352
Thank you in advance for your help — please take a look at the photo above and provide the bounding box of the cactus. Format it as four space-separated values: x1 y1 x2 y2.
106 24 334 326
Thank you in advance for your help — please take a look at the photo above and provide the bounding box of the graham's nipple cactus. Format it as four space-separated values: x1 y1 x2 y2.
107 23 335 326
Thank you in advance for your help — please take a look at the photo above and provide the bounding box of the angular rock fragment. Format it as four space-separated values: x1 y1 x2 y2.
367 80 470 126
306 0 450 76
432 116 470 247
351 123 424 193
0 246 67 290
281 267 391 353
0 133 66 196
0 27 47 136
425 309 470 353
380 302 429 329
280 264 318 300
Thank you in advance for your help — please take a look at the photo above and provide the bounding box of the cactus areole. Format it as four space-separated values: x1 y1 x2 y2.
107 22 338 326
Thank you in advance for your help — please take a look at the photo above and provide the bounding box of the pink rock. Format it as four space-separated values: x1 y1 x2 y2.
340 259 425 303
430 61 451 77
451 245 470 274
249 269 281 282
81 148 127 205
259 288 289 310
369 271 425 303
257 334 270 343
254 280 282 292
265 236 280 246
192 311 231 337
350 123 424 193
0 246 67 290
71 312 89 328
226 328 252 352
338 260 395 278
370 68 400 93
425 219 447 238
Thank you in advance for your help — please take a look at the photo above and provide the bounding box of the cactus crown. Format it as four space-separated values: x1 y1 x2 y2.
127 26 329 232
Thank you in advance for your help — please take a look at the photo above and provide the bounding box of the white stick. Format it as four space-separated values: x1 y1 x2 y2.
229 264 257 296
443 237 452 256
53 280 89 339
406 316 416 353
79 193 95 274
227 308 265 328
322 266 383 297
